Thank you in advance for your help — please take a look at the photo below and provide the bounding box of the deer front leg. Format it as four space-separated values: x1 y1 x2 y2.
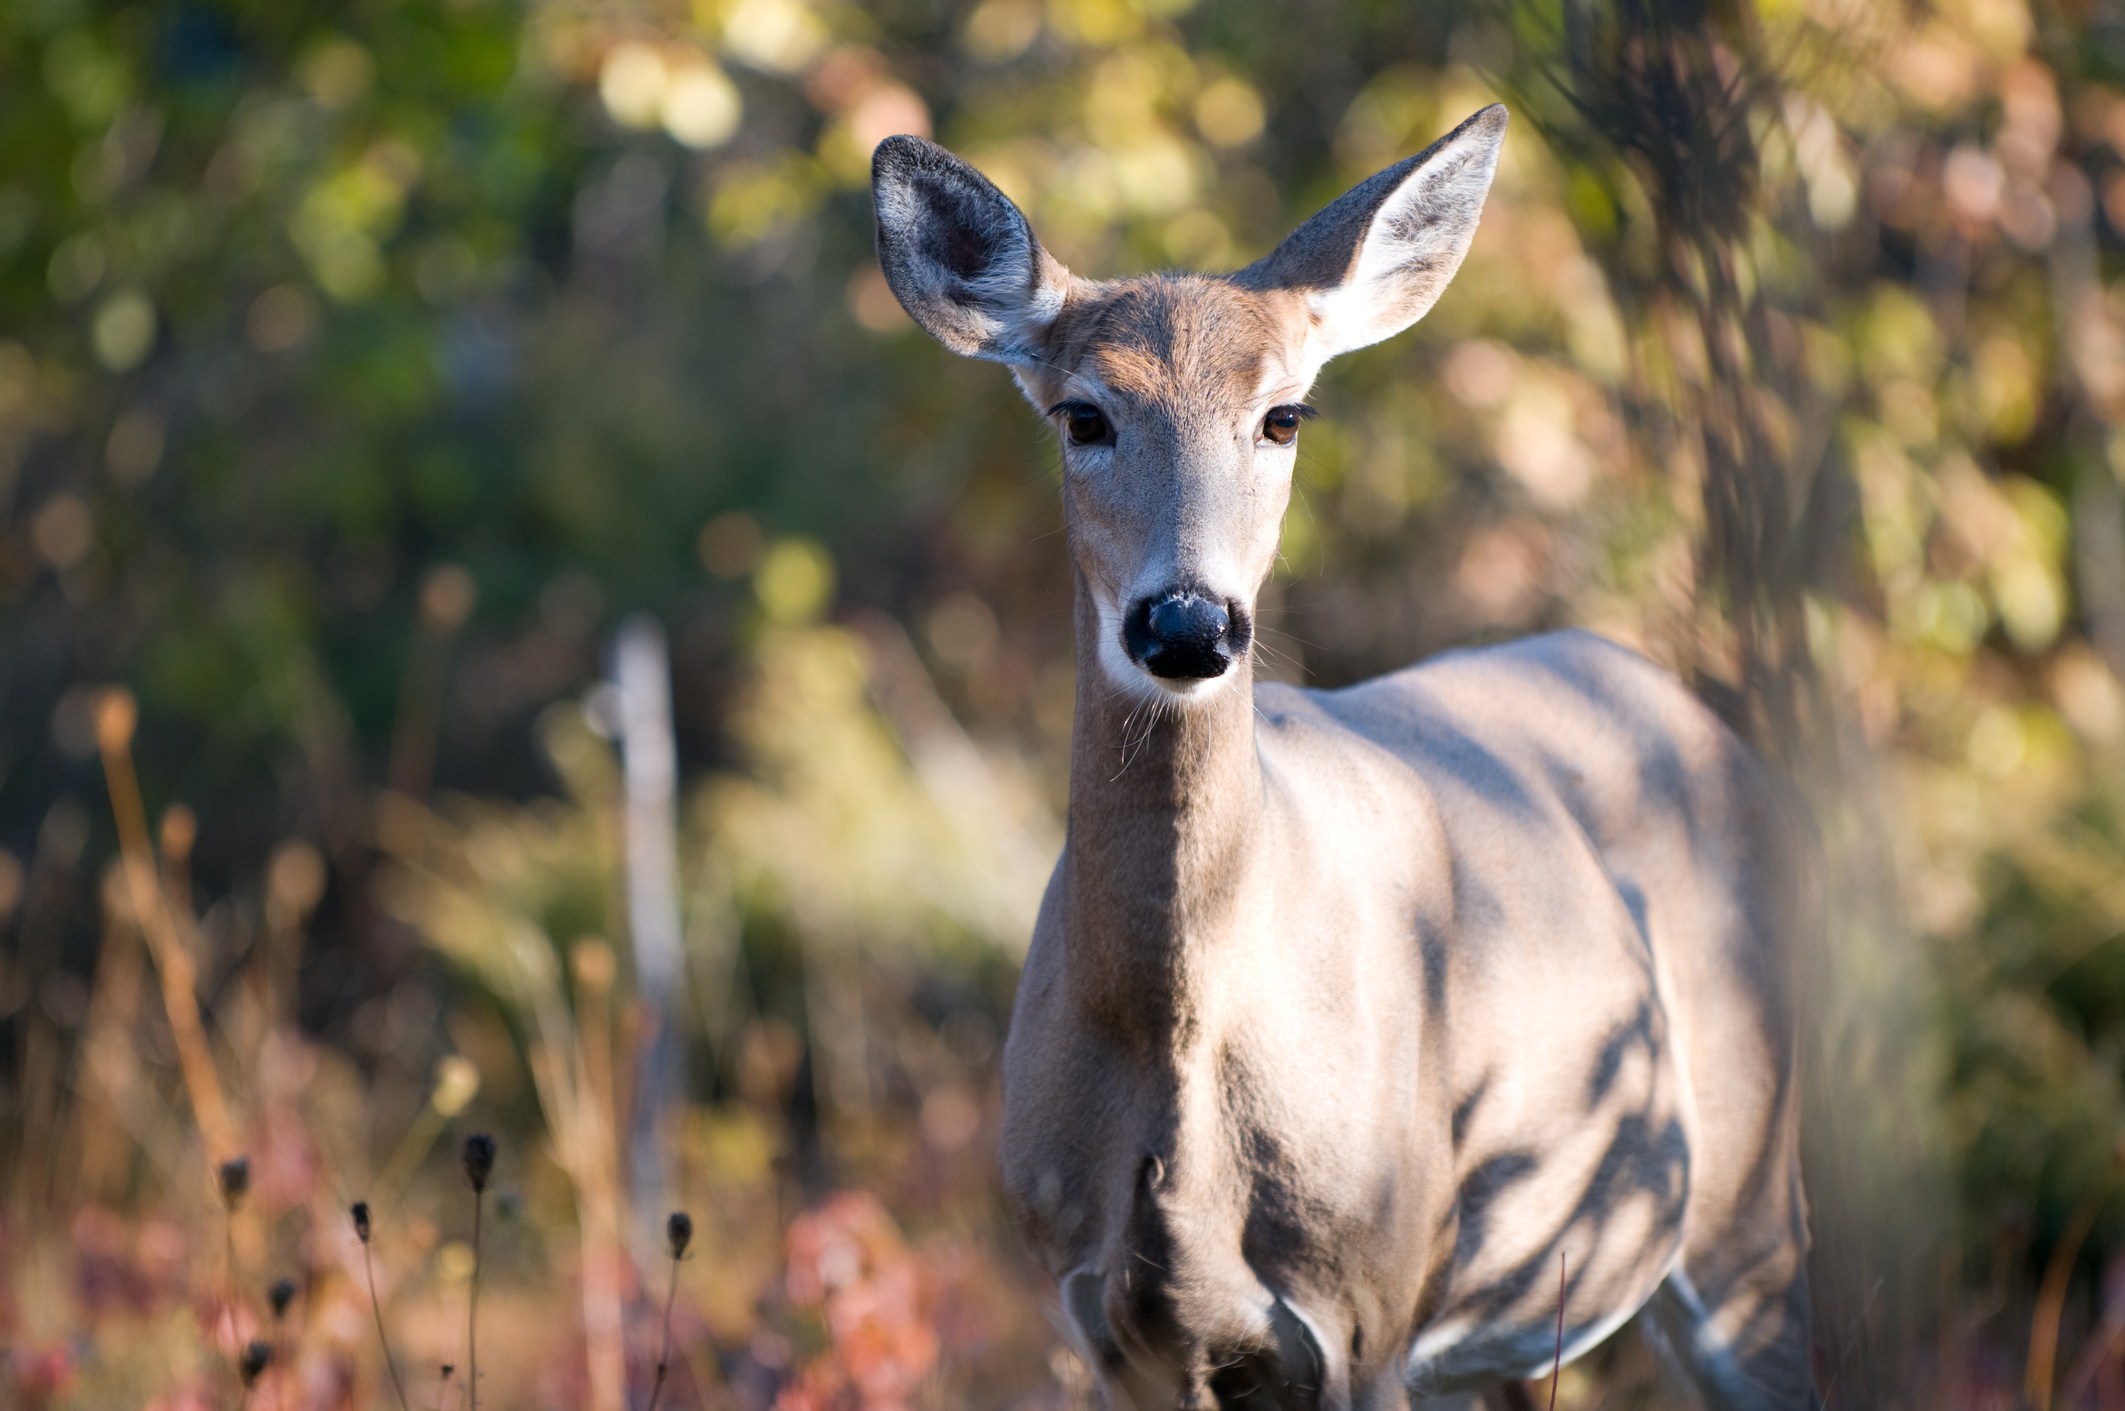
1643 1257 1817 1411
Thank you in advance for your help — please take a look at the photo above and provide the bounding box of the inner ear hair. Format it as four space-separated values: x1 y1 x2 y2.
1236 103 1508 358
872 135 1070 365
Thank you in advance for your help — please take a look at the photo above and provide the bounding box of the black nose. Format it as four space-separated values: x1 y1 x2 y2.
1122 590 1246 680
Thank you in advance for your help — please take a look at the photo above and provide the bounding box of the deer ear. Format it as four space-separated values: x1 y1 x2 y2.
872 136 1070 366
1241 104 1506 361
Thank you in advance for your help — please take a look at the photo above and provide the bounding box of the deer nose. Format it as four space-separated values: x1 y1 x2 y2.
1123 589 1246 680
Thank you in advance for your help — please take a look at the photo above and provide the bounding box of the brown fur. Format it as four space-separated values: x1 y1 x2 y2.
1045 279 1296 420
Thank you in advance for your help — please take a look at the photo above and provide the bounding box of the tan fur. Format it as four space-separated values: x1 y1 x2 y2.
1048 279 1297 417
871 105 1817 1411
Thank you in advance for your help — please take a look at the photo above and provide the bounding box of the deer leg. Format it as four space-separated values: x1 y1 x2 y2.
1478 1383 1538 1411
1649 855 1819 1410
1643 1252 1817 1411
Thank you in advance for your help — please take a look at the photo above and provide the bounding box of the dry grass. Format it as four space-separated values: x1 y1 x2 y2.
0 691 2115 1411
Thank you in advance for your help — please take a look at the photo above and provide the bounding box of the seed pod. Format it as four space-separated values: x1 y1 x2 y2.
268 1278 297 1318
666 1211 693 1260
218 1157 251 1209
351 1201 372 1243
460 1133 496 1193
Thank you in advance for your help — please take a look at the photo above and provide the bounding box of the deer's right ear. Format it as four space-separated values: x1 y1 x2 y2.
872 136 1070 366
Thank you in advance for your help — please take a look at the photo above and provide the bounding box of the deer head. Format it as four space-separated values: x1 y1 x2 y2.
872 105 1507 703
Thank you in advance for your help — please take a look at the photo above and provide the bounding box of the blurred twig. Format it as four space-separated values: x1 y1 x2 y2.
2027 1178 2118 1411
387 565 478 808
516 938 628 1411
373 1057 481 1214
94 687 239 1165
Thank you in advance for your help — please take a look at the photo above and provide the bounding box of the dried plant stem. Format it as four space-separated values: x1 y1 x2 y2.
2027 1183 2113 1411
467 1188 483 1411
94 691 237 1161
574 944 627 1411
1546 1252 1566 1411
646 1253 680 1411
523 946 626 1411
361 1242 412 1411
224 1221 241 1411
373 1101 448 1211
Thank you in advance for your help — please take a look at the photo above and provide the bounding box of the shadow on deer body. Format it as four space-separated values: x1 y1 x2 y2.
871 105 1818 1411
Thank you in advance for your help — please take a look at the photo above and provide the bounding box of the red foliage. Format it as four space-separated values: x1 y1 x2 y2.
7 1345 74 1408
776 1192 940 1411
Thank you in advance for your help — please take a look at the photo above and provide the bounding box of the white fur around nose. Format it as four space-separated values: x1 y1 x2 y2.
1091 587 1234 707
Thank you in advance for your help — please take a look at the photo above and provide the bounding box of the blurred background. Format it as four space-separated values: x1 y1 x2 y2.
3 0 2124 1405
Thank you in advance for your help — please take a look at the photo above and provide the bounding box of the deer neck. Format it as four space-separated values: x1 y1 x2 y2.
1061 570 1267 1040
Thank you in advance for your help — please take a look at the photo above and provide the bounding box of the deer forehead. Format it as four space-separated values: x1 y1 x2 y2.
1041 275 1312 422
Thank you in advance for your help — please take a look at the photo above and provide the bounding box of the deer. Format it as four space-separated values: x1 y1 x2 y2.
870 104 1818 1411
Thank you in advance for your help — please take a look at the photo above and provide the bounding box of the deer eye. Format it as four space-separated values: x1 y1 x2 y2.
1260 405 1310 447
1051 401 1112 447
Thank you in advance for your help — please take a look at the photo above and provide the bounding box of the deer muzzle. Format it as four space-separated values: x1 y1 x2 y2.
1123 589 1251 681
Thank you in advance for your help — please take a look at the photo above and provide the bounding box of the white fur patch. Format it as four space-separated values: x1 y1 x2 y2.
1404 1246 1677 1392
1403 1317 1477 1388
1664 1269 1745 1369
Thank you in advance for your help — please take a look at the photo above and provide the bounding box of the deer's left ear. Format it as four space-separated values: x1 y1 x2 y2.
1240 104 1506 361
872 135 1072 366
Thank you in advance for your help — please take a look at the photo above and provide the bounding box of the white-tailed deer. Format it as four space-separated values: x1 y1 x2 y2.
872 105 1817 1411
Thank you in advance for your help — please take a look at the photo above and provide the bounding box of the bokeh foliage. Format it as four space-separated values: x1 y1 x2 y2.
5 0 2125 1403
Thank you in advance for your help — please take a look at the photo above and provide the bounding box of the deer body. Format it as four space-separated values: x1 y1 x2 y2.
873 106 1815 1411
